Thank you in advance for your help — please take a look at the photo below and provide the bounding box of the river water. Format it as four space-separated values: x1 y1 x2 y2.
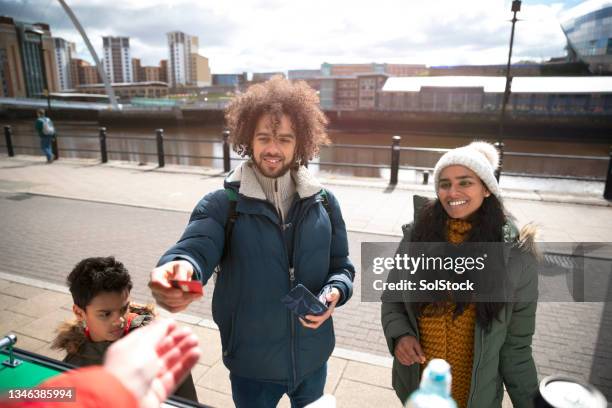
2 119 609 180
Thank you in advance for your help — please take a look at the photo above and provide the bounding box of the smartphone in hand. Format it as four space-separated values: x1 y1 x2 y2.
281 284 328 319
318 285 333 307
170 279 203 294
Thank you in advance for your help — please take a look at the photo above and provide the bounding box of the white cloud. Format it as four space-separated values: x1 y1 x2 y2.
6 0 582 72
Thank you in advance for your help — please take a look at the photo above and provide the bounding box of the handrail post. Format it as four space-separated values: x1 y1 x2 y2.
222 129 230 172
156 129 165 168
494 141 505 181
4 126 14 157
604 146 612 200
422 170 430 185
99 127 108 163
390 135 401 185
52 134 59 160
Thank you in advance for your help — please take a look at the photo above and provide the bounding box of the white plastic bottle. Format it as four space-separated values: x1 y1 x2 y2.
406 359 458 408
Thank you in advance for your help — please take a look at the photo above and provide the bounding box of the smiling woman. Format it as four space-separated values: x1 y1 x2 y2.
381 141 539 408
433 142 500 220
437 165 491 220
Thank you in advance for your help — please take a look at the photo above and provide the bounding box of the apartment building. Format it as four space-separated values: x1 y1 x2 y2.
102 36 133 83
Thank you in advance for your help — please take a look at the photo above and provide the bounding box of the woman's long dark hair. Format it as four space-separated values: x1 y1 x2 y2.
411 195 508 330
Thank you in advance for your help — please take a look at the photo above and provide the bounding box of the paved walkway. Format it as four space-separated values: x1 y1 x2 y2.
1 274 409 408
0 155 611 406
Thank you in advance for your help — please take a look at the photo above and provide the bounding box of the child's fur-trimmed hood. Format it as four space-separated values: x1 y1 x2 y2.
51 303 155 355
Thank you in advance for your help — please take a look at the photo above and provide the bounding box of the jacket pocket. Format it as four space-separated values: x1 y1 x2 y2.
222 312 238 358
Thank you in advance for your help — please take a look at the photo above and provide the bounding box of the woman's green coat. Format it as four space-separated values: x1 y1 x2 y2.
381 198 539 408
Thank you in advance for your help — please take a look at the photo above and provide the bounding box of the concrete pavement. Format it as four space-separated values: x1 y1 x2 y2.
0 274 407 408
1 154 611 406
0 155 610 239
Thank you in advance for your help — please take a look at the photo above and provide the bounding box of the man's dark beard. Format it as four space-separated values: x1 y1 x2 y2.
253 156 293 178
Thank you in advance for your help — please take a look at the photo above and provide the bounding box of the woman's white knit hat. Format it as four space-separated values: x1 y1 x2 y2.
433 141 501 197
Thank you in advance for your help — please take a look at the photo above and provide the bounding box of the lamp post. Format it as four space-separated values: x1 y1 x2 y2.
496 0 521 181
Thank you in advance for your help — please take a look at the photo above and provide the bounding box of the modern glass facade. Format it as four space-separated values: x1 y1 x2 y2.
211 74 246 87
16 25 45 97
561 3 612 73
0 48 9 97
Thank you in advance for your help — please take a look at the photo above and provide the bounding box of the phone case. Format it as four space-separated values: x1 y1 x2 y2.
281 284 328 318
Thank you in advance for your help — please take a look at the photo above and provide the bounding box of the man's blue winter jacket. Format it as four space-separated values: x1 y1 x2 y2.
158 163 355 386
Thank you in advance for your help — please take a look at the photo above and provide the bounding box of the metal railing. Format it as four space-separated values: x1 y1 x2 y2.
2 125 241 172
2 125 611 199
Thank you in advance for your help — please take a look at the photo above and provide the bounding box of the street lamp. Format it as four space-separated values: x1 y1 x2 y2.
496 0 521 181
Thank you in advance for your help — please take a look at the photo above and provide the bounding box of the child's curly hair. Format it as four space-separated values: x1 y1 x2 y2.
224 76 330 165
67 256 132 309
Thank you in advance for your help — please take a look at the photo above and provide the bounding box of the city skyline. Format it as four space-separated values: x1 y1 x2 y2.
3 0 587 73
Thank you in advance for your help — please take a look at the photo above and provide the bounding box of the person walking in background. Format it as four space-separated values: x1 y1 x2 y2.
34 109 55 163
381 141 539 408
149 76 355 408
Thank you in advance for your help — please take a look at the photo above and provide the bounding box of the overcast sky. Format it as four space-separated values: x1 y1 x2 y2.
2 0 586 73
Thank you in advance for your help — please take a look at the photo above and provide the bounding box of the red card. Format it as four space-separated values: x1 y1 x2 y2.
170 279 203 294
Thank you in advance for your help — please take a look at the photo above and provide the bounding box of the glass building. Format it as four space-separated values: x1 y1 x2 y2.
15 23 46 97
211 73 247 87
561 0 612 74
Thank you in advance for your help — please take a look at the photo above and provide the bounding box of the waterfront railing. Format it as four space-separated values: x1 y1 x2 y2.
2 124 611 199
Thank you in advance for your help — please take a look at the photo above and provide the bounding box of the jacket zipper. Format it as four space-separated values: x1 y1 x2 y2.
245 193 297 385
282 181 298 387
253 193 320 388
289 265 297 387
288 197 321 386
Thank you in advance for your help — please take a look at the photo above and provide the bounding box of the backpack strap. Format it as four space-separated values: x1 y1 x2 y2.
320 189 334 235
223 188 238 259
213 189 237 277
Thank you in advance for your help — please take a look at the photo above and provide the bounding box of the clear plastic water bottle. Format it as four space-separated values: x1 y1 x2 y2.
406 359 458 408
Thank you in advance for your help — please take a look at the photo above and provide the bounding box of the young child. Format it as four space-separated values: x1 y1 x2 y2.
52 256 198 402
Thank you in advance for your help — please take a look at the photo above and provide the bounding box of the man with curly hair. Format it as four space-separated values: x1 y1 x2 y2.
149 76 355 407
